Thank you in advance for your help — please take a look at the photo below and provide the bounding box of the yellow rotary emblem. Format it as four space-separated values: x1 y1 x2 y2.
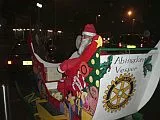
102 73 136 112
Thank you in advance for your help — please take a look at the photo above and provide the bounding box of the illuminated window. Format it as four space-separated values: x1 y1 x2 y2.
8 61 12 65
23 61 32 65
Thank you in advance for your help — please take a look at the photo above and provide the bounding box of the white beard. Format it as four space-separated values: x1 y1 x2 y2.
78 38 92 55
76 35 82 49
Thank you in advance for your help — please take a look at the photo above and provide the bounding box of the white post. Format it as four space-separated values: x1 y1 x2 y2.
2 84 8 120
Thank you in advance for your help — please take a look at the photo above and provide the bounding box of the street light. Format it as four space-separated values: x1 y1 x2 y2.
132 18 135 32
127 10 132 17
36 3 42 8
36 3 42 24
96 14 101 23
127 10 135 33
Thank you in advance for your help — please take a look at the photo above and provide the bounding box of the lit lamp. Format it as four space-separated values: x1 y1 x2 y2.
36 3 42 8
36 3 42 24
127 10 135 33
127 10 132 17
96 14 101 23
8 61 12 65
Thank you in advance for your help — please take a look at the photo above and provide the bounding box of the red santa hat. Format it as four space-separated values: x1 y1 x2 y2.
82 24 96 36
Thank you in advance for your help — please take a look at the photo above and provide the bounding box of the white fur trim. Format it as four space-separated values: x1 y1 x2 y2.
57 66 65 73
59 79 64 82
82 32 96 36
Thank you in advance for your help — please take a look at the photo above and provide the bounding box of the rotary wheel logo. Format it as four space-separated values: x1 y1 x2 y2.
102 73 136 112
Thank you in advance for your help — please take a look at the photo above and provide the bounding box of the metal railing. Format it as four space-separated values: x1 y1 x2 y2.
100 47 158 51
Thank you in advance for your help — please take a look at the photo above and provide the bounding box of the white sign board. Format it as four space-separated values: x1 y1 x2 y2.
93 42 160 120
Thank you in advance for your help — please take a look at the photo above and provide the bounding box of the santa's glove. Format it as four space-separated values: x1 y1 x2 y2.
57 58 80 73
59 78 65 82
59 74 66 82
57 65 65 73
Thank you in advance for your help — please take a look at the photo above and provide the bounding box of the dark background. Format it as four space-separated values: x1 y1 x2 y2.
0 0 160 120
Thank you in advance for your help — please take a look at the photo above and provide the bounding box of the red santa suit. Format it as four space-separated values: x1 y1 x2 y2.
57 24 103 97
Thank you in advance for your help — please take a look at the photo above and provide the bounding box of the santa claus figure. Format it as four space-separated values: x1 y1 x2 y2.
57 24 102 97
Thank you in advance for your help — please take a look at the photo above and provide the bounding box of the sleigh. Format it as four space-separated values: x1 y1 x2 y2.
28 33 160 120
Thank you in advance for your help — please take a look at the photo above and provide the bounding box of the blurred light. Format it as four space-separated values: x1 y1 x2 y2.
0 24 1 27
23 61 32 65
118 42 122 47
39 29 42 31
32 29 35 31
8 61 12 65
127 10 132 16
48 30 53 32
140 44 143 48
98 14 101 17
107 37 110 40
17 29 22 31
103 38 106 40
18 43 21 46
36 3 42 8
57 30 62 33
121 20 124 23
127 45 136 48
15 55 19 57
50 48 53 51
13 28 31 31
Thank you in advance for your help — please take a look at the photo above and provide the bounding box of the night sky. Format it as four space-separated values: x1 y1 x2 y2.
0 0 160 68
1 0 160 33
